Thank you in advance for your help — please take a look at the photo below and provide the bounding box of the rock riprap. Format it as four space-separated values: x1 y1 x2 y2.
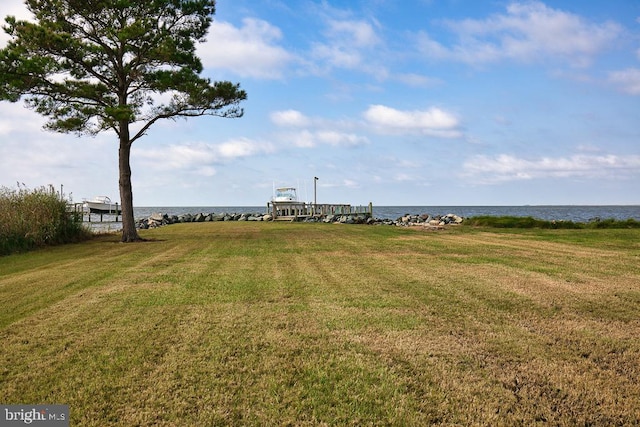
136 211 464 229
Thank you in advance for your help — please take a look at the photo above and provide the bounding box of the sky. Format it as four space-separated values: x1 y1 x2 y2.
1 0 639 207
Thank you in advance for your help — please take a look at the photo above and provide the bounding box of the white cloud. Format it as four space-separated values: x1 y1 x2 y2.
608 68 640 95
0 105 81 173
315 130 368 147
199 18 295 79
279 129 368 148
0 110 118 199
133 138 275 175
271 109 369 148
291 130 315 148
310 18 382 74
0 102 46 134
326 19 380 48
394 73 442 87
217 139 274 159
2 4 295 79
270 110 311 127
311 43 363 70
363 104 461 138
393 173 415 182
418 1 622 67
386 156 423 169
462 153 640 183
0 0 35 48
320 178 361 189
342 179 360 189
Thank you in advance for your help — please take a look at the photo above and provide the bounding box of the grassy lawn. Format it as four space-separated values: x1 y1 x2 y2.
1 222 639 425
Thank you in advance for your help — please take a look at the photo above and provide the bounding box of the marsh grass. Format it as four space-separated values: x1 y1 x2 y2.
1 222 639 425
0 185 90 255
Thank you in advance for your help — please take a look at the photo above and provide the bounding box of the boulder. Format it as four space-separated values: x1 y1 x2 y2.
149 212 165 222
179 213 193 223
323 215 335 223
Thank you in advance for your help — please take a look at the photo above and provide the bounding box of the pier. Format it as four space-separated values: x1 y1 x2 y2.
67 202 121 224
267 201 373 221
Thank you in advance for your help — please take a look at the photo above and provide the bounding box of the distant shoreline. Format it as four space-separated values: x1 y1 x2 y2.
131 205 640 222
84 205 640 233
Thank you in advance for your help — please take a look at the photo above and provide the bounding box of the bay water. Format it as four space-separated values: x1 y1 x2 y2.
87 205 640 232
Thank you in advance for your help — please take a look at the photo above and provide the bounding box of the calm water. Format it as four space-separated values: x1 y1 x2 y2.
371 206 640 222
134 205 640 222
87 205 640 232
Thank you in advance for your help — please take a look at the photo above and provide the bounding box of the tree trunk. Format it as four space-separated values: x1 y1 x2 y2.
118 123 141 242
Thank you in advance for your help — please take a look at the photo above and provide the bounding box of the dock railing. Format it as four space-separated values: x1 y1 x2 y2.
267 201 373 220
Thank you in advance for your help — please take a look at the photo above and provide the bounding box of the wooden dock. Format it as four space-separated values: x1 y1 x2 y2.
267 201 373 221
67 202 121 223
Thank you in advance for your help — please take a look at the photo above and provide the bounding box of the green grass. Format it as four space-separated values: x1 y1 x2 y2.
1 222 639 425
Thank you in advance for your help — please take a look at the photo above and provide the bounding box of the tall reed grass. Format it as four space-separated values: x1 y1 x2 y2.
0 184 91 255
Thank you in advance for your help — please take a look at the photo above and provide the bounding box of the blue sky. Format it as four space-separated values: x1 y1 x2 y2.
1 0 639 206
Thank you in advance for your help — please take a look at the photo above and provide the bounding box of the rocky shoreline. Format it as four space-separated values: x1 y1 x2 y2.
136 211 464 229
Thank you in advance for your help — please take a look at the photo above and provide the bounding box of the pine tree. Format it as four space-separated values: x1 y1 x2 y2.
0 0 246 241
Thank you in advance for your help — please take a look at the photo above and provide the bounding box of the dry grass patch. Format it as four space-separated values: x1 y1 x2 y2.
1 223 639 425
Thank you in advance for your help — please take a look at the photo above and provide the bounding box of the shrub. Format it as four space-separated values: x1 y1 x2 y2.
0 184 91 255
587 218 640 229
464 215 640 229
463 216 569 228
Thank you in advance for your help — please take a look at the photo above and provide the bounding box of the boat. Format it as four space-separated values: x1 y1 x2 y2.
268 187 311 219
83 196 121 214
272 187 302 203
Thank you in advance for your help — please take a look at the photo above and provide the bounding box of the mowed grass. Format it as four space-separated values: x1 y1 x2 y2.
1 222 639 425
